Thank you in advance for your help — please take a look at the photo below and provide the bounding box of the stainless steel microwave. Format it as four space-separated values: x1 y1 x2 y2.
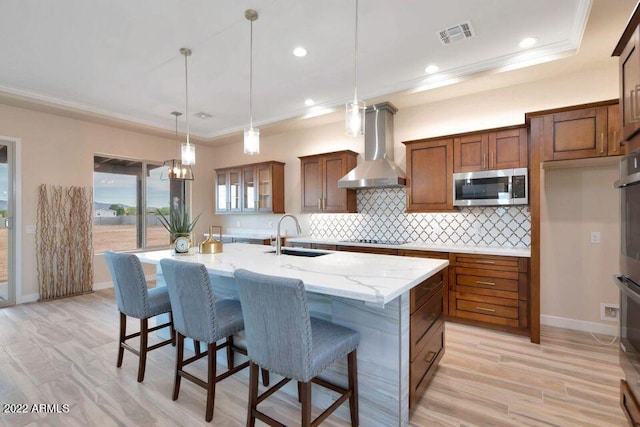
453 168 528 207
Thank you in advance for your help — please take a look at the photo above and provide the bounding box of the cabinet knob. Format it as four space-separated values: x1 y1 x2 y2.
613 130 618 152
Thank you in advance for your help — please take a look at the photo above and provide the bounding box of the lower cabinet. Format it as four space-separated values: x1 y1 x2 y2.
448 253 529 334
408 269 446 408
621 379 640 426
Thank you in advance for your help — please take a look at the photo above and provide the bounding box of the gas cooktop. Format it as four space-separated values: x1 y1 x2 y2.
340 239 407 245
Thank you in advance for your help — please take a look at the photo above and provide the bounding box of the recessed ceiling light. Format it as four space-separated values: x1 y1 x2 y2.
293 47 307 57
519 37 537 49
304 98 315 106
193 112 212 119
425 64 439 74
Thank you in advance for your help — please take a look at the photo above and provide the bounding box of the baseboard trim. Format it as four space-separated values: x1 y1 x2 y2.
540 314 618 336
18 293 39 304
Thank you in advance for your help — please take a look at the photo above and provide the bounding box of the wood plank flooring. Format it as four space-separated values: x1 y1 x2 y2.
0 289 628 426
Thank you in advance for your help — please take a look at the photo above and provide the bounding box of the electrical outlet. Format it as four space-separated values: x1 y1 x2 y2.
590 231 601 244
25 225 36 234
600 303 620 322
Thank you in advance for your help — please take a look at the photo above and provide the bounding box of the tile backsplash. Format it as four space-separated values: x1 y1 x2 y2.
309 188 531 248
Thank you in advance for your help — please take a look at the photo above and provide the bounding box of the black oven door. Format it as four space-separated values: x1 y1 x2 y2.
616 275 640 400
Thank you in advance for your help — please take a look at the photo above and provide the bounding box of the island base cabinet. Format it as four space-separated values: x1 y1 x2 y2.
410 320 444 409
409 269 446 408
621 379 640 426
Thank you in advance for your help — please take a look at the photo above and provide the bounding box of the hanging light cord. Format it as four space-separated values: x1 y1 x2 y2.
184 52 190 145
249 17 254 130
175 113 179 156
353 0 359 103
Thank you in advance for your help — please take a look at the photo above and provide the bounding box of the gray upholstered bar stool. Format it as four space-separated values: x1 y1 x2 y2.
234 268 360 427
104 251 175 383
160 259 251 422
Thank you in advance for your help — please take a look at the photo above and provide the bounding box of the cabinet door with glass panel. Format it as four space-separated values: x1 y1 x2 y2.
216 168 242 213
215 161 284 214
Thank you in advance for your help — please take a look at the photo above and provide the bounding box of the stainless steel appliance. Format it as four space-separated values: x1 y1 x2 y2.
615 149 640 406
452 168 528 207
338 102 406 189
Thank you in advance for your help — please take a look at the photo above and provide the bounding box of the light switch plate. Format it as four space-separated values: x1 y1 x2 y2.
26 225 36 234
590 231 601 244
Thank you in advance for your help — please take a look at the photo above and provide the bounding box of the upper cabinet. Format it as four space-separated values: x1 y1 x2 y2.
403 138 454 212
453 126 527 172
215 161 284 214
536 102 622 162
614 7 640 152
299 150 357 213
616 24 640 143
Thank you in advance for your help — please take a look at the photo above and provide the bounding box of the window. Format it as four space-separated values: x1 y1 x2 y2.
93 156 170 252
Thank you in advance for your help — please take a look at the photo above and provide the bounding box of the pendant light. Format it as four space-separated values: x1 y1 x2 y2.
244 9 260 155
345 0 365 137
180 47 196 165
161 111 194 181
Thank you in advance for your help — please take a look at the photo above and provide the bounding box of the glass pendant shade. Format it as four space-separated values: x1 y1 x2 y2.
345 99 366 136
161 159 194 181
181 142 195 165
244 127 260 155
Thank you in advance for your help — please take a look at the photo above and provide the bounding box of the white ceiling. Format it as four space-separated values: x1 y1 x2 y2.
0 0 592 140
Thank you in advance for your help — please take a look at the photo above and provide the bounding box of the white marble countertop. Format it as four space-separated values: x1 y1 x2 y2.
286 237 531 258
136 243 449 307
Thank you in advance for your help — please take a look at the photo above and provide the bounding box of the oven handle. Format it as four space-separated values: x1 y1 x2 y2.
615 275 640 305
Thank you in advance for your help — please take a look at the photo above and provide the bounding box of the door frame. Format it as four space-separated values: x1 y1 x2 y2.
0 136 21 306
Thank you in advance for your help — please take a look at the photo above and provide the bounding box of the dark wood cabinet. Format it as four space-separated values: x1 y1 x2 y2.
337 245 398 255
608 103 624 156
453 126 527 173
536 102 621 162
615 22 640 144
448 253 529 335
408 268 446 408
403 138 455 212
299 151 357 213
215 161 284 214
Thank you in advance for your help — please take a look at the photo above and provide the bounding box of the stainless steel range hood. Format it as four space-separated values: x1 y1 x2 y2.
338 102 406 189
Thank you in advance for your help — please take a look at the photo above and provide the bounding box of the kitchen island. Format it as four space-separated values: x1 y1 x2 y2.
137 243 449 426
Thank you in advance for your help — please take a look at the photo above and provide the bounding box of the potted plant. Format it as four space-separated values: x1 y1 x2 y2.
156 208 202 251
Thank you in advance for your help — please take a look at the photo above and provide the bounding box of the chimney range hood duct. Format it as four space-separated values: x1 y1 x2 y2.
338 102 406 189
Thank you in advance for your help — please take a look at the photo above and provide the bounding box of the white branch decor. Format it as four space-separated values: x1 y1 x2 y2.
36 184 94 300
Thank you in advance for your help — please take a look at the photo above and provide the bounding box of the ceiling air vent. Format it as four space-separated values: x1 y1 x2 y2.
438 20 475 45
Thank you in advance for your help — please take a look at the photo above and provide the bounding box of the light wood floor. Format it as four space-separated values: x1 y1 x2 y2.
0 289 628 427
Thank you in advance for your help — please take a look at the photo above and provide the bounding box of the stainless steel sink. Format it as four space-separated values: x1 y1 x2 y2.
265 248 330 257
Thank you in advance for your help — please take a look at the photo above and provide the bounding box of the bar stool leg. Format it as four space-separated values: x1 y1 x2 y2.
205 343 217 422
247 362 259 427
137 318 148 382
169 312 176 346
173 333 184 401
300 381 312 427
261 368 270 387
226 336 234 369
348 350 359 426
117 312 126 367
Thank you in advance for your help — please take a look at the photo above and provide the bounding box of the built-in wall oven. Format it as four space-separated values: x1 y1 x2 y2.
614 149 640 420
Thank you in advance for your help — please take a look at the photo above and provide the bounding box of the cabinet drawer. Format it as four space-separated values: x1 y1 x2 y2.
456 299 518 319
411 289 444 359
410 321 444 408
337 245 399 256
452 254 520 271
457 274 518 292
410 270 445 313
313 243 337 250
